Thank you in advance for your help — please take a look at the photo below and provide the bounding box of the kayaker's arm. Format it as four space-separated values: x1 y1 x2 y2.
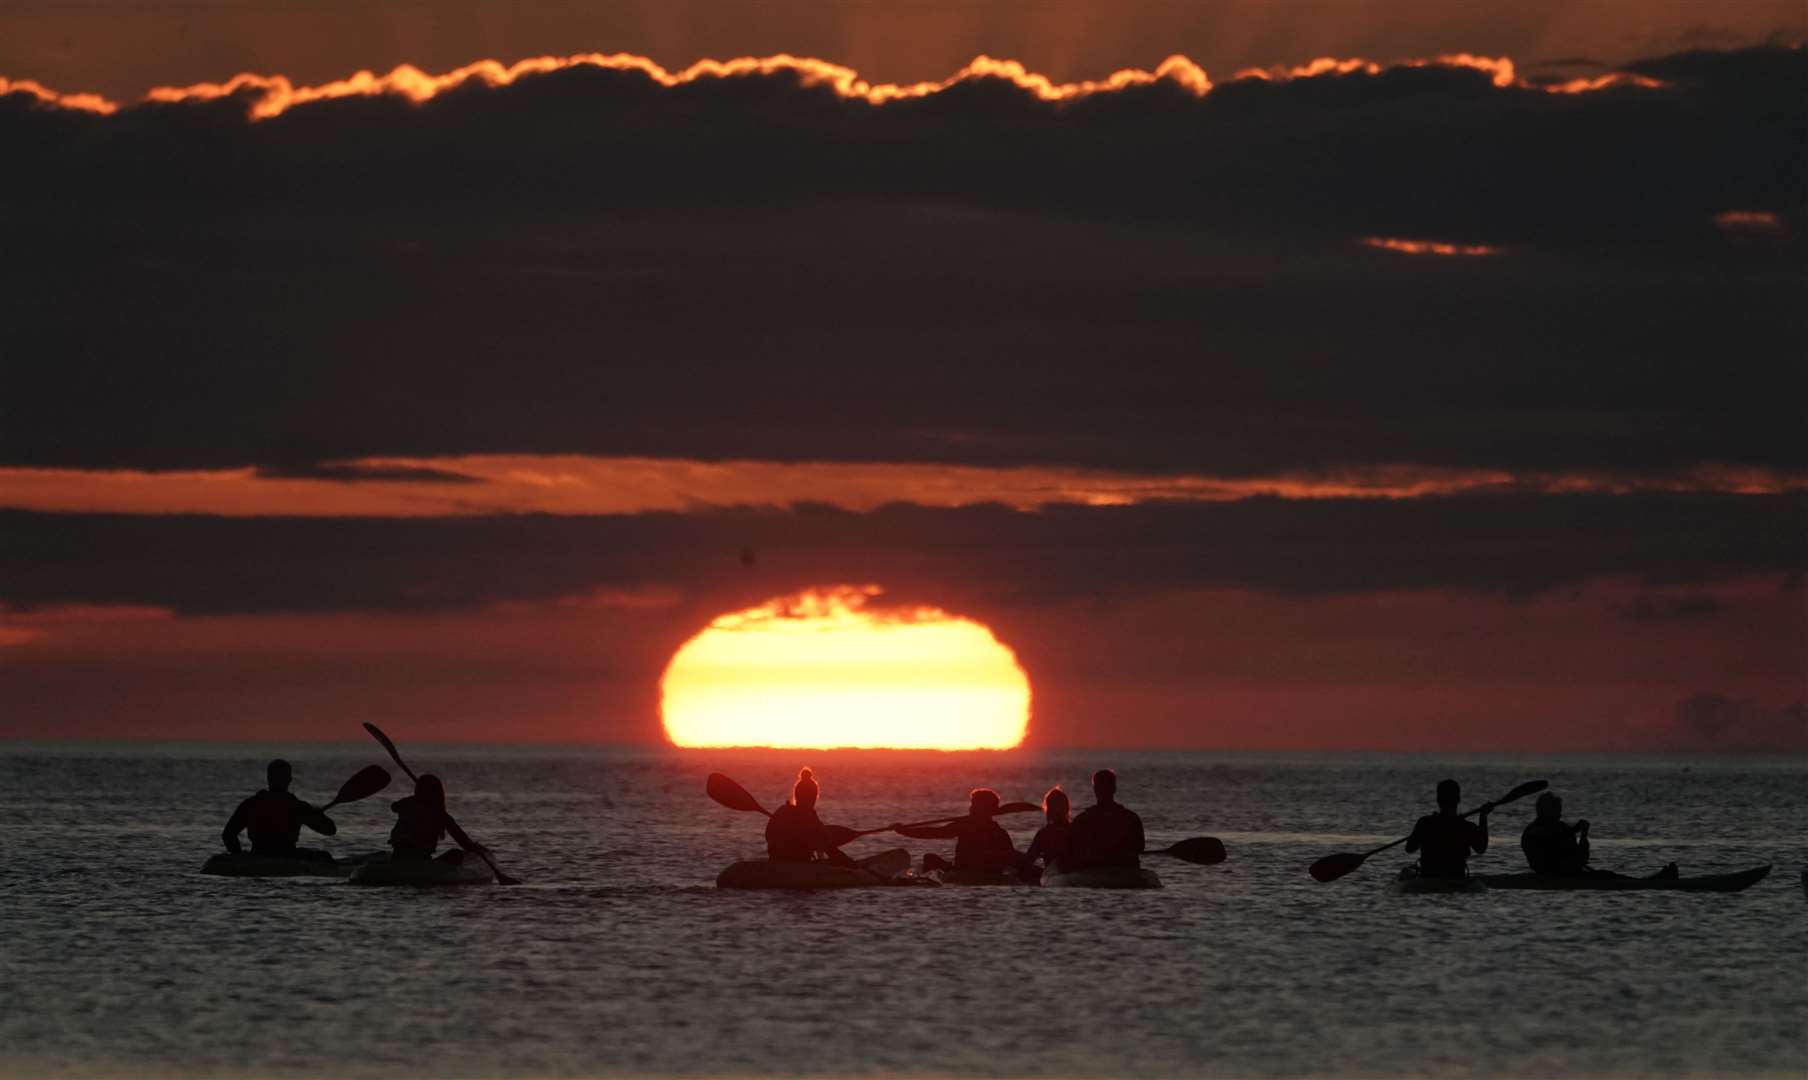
1404 818 1424 855
221 797 252 854
1472 803 1494 854
444 815 484 855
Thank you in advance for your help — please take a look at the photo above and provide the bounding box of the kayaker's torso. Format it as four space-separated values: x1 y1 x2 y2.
235 790 327 854
765 803 836 862
390 795 448 860
1063 802 1144 872
1521 818 1589 875
1024 821 1071 869
1409 812 1487 877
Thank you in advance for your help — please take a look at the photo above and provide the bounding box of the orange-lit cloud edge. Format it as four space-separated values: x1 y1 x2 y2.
4 50 1669 121
1 457 1802 518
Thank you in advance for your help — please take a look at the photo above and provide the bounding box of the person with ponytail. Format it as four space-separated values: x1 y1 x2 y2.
1019 786 1072 882
388 773 483 863
765 767 856 866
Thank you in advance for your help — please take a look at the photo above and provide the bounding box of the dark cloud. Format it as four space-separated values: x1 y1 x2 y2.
0 492 1799 616
1665 692 1807 751
1615 592 1725 622
2 47 1802 478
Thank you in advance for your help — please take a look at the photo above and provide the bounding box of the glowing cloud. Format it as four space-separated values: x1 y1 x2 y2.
2 48 1669 121
660 586 1030 749
1361 236 1504 258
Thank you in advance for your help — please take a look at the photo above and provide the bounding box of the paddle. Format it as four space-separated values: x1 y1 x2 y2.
1308 779 1547 883
1145 836 1227 865
705 773 1038 847
362 722 520 886
320 764 392 811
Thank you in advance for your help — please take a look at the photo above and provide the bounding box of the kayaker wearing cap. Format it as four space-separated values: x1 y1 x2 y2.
388 774 482 862
1020 786 1072 881
894 788 1020 874
1520 793 1678 879
766 767 856 866
1405 778 1492 878
1060 769 1145 873
221 759 338 858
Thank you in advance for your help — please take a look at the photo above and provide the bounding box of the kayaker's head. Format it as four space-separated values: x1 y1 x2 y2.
415 774 446 809
791 767 819 810
969 787 1001 819
1535 792 1562 821
266 759 292 793
1043 786 1070 826
1092 768 1118 805
1436 779 1460 812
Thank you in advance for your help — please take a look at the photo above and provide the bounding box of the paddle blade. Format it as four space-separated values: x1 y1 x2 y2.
1497 779 1548 806
1309 851 1368 883
361 722 416 781
1157 837 1227 865
705 773 769 816
329 765 391 807
998 802 1040 815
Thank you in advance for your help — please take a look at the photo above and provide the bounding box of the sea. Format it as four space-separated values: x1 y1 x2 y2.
1 742 1803 1079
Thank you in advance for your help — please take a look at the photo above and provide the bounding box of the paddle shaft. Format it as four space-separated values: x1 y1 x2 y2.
1359 791 1518 860
362 723 518 885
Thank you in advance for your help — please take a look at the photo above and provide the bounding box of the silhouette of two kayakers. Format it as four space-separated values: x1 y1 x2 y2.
222 760 337 859
222 759 482 865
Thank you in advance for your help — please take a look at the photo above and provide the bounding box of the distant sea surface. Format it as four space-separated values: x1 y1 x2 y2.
2 743 1804 1079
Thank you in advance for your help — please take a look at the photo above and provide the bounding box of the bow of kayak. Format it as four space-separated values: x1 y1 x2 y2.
1477 864 1771 892
1044 866 1163 889
201 851 385 879
348 855 494 887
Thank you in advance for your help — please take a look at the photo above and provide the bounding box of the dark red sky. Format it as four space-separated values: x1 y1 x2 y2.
1 4 1803 751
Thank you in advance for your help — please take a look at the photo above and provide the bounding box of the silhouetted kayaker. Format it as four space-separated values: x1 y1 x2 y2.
221 759 337 857
1520 792 1678 879
766 767 856 866
1061 769 1145 873
1406 778 1492 877
388 774 482 862
1521 792 1590 875
1021 786 1072 880
896 788 1020 874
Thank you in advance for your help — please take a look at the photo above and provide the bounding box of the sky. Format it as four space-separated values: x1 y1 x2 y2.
1 2 1803 751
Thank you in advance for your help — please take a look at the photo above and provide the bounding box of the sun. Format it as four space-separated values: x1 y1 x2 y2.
660 586 1030 749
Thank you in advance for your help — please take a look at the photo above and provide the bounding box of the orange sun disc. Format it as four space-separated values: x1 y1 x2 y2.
660 586 1030 749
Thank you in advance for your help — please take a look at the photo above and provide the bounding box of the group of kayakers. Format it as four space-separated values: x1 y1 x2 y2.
222 758 480 865
763 766 1145 881
226 760 1679 883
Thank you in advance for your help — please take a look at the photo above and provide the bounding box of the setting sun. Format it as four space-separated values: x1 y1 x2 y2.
660 586 1030 749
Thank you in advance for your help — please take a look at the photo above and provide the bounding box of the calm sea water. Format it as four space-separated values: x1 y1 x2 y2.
1 743 1803 1079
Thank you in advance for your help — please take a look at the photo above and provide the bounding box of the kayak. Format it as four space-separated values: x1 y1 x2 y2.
717 849 912 890
1044 866 1163 889
1392 867 1486 894
1476 864 1771 893
925 867 1031 887
347 855 494 887
201 851 384 878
